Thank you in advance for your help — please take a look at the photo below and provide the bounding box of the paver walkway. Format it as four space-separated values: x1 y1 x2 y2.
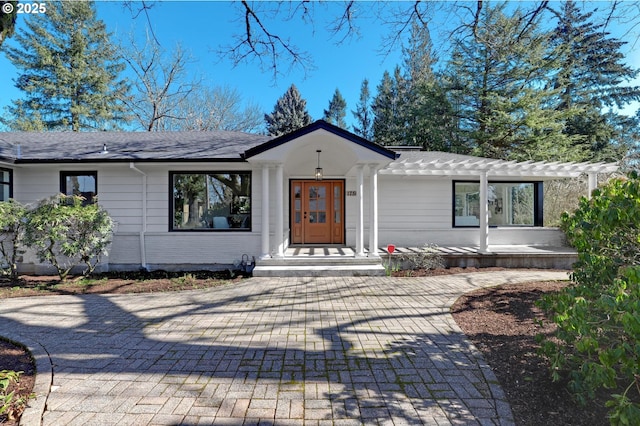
0 270 568 425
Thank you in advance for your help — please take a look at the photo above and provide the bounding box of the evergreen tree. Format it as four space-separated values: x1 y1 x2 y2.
408 82 458 152
372 68 404 145
2 1 129 131
446 4 578 161
402 20 436 86
0 1 17 46
264 84 312 136
372 19 445 148
323 88 347 128
550 0 640 162
400 20 456 150
352 78 373 140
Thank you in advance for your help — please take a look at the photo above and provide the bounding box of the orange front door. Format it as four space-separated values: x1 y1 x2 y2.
291 180 344 244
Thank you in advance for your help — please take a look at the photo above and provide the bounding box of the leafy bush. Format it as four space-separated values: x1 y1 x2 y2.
400 244 445 271
539 172 640 425
0 200 28 279
24 194 114 281
0 369 25 422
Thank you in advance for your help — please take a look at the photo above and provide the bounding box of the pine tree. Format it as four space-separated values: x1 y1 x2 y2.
446 4 578 161
264 84 312 136
402 19 436 94
0 1 17 46
550 0 640 162
352 79 373 140
372 68 404 145
408 82 458 152
323 88 347 128
2 1 129 131
400 20 455 150
372 20 443 147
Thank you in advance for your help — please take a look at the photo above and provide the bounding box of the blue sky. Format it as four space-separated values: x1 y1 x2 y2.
0 1 408 130
102 1 405 125
1 1 639 132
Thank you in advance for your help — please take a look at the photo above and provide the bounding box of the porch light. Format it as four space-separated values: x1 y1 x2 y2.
315 149 323 181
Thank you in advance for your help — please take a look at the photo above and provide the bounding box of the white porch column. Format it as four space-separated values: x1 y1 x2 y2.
588 172 598 199
275 163 285 257
368 165 379 257
261 164 271 259
356 164 366 257
479 170 490 254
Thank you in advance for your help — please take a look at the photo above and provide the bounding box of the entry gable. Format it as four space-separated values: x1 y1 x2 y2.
243 120 398 161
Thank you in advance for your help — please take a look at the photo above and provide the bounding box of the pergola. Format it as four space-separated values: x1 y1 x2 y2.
379 152 619 253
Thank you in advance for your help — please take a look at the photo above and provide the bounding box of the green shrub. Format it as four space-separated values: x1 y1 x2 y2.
0 369 23 422
0 200 27 279
24 194 114 281
539 172 640 425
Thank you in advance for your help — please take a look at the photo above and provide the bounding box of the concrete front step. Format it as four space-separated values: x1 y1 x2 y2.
254 255 386 277
252 263 386 277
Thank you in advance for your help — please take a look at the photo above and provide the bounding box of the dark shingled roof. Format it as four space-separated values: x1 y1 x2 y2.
0 131 271 163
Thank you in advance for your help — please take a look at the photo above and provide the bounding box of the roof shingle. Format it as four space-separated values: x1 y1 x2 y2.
0 131 271 162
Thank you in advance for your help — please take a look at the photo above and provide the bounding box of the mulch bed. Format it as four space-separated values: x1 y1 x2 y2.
451 281 611 425
0 339 35 426
0 269 613 425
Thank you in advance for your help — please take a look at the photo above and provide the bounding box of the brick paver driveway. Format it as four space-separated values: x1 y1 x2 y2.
0 271 567 425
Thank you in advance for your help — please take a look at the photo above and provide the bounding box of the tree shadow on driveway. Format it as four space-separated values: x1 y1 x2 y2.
0 275 513 425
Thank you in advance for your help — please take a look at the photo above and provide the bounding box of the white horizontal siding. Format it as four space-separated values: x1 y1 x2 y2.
143 233 261 264
9 160 565 272
108 234 142 264
378 176 451 230
13 167 59 204
345 175 453 246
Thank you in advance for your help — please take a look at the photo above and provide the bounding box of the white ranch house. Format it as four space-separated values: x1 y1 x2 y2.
0 120 617 276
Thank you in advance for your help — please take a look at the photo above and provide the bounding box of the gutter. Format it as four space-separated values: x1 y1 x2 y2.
129 162 148 270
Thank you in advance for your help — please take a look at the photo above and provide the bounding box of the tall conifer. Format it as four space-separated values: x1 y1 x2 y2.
264 84 312 136
352 79 373 140
3 1 129 131
323 88 347 129
551 0 640 162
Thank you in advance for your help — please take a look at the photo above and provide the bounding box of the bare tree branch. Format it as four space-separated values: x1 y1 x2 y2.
116 1 640 86
121 1 161 45
326 1 360 44
378 1 432 58
219 1 313 82
119 32 200 131
516 1 549 41
168 86 264 132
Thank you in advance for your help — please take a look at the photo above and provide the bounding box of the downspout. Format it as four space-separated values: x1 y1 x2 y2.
129 162 148 270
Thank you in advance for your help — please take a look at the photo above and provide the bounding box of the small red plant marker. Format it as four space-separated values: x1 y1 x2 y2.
385 244 396 275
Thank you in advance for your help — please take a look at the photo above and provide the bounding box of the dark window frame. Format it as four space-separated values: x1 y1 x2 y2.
169 171 253 232
60 171 98 205
452 180 543 228
0 168 13 201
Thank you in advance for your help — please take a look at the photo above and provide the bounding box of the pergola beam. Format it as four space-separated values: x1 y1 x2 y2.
380 156 618 178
